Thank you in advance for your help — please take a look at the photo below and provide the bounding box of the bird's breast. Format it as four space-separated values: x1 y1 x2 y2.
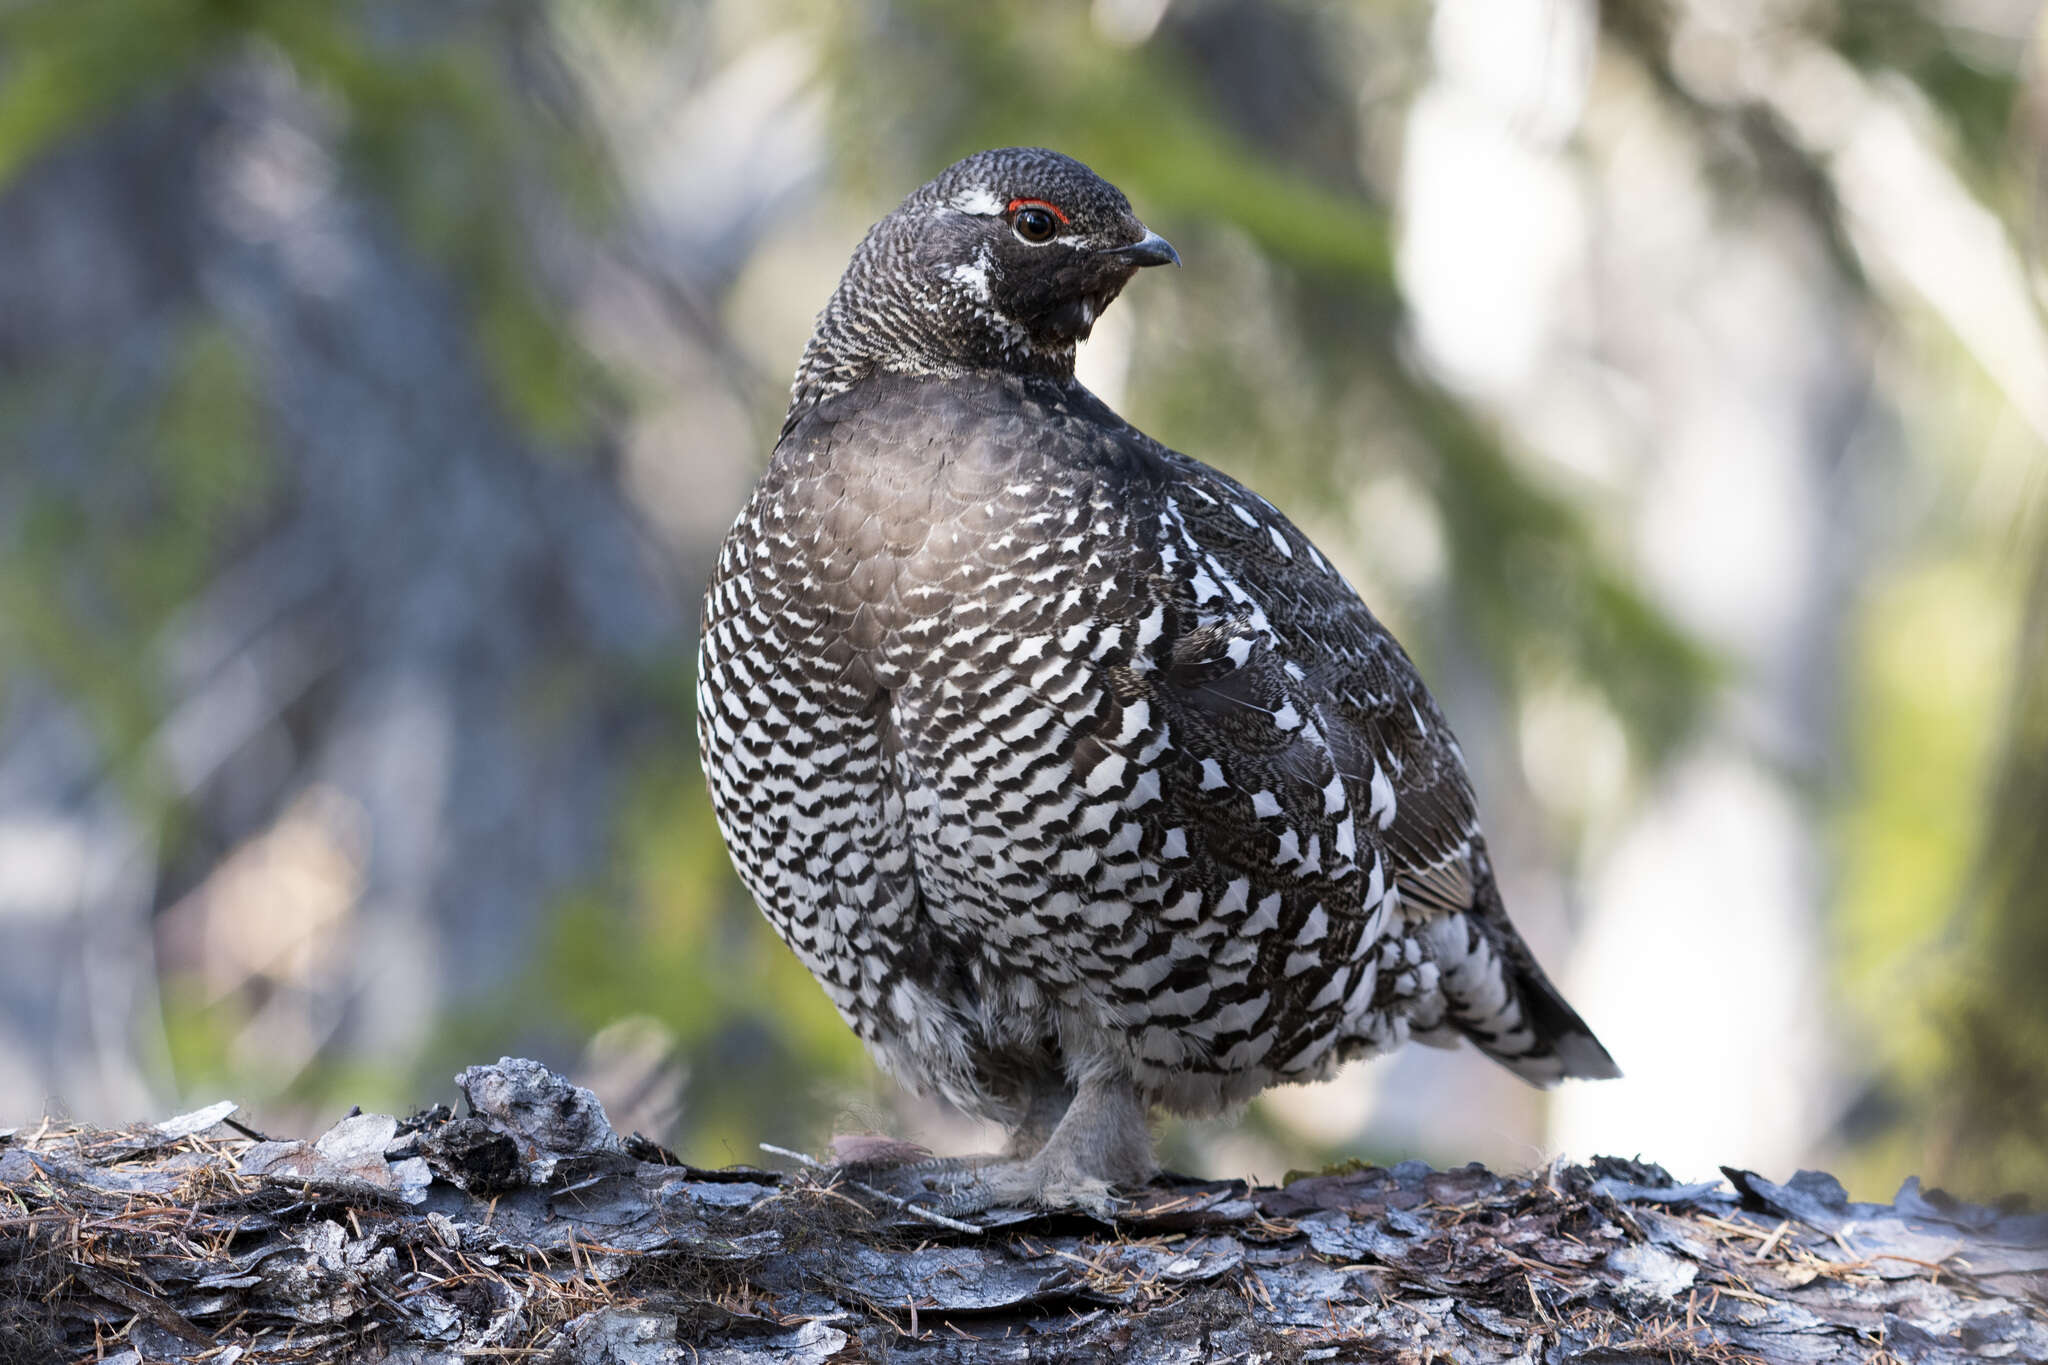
765 424 1149 696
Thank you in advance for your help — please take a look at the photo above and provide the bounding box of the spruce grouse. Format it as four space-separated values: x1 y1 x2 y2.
698 147 1618 1213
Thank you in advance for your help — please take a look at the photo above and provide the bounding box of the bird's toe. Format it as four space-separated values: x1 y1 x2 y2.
1036 1175 1127 1218
915 1156 1134 1218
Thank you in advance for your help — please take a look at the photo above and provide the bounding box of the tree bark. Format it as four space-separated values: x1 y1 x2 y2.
2 1059 2041 1364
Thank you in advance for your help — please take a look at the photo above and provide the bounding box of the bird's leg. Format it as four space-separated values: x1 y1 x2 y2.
931 1073 1154 1216
891 1074 1072 1180
1004 1076 1076 1159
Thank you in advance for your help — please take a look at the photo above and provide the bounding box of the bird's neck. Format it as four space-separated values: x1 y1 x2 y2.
784 347 1079 442
784 234 1076 429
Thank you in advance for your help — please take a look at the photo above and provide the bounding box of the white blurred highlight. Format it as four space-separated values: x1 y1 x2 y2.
1553 757 1832 1182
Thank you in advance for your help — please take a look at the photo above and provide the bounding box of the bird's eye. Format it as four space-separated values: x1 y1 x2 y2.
1011 206 1059 244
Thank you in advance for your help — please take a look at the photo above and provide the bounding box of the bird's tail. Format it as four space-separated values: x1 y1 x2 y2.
1418 890 1620 1087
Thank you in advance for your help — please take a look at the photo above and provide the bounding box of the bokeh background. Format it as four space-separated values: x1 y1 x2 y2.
3 0 2044 1203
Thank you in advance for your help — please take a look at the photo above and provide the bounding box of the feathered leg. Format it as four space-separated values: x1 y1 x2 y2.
930 1072 1153 1216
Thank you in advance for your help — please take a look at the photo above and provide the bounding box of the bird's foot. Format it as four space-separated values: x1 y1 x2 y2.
898 1151 1003 1175
823 1148 1003 1209
910 1153 1133 1219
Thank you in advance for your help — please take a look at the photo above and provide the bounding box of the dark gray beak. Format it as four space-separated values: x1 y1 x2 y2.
1105 228 1180 268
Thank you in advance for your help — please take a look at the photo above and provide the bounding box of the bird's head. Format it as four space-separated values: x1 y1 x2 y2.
795 147 1178 398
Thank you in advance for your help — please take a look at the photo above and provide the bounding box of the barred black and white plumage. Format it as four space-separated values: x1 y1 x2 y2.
697 148 1617 1212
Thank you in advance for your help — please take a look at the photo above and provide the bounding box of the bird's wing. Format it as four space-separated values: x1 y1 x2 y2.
1145 448 1617 1083
1140 449 1471 906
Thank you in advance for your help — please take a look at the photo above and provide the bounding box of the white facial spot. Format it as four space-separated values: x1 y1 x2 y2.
948 260 992 303
951 187 1005 216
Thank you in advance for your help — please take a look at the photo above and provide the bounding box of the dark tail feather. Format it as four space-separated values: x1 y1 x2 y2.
1505 952 1621 1085
1424 901 1621 1087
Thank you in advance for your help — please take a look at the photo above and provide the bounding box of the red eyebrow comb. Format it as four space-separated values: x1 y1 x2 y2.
1005 198 1070 223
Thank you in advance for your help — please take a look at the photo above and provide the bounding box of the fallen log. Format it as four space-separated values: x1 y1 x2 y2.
2 1058 2041 1363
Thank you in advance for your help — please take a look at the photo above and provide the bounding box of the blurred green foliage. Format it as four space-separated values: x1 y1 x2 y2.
0 316 269 808
1941 538 2048 1197
0 0 604 443
1829 0 2026 188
